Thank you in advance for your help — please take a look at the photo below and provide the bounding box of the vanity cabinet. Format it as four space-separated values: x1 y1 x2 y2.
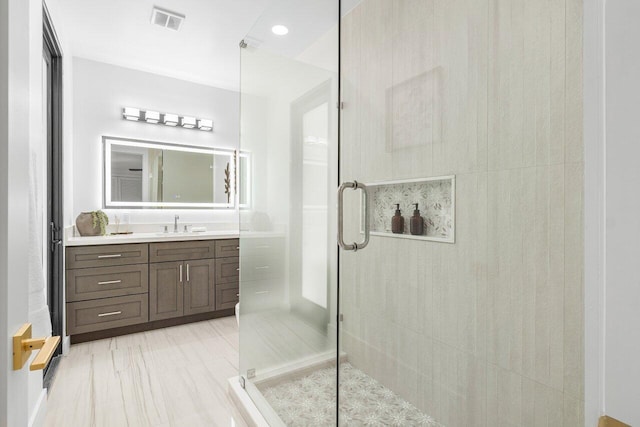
149 259 215 321
240 236 285 311
66 244 150 335
66 238 239 342
214 240 239 310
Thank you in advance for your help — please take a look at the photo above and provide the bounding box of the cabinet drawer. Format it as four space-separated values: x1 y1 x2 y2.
215 239 239 258
239 255 283 281
241 237 284 257
66 264 148 302
149 241 216 263
66 294 148 335
66 244 148 269
215 283 239 310
240 280 283 311
215 257 239 285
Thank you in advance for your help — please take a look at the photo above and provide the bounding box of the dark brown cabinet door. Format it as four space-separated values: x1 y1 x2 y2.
215 257 239 284
215 282 239 311
184 259 215 316
149 261 184 321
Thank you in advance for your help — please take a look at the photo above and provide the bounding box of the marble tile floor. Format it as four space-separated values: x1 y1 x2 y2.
239 309 336 374
261 363 443 427
44 316 247 427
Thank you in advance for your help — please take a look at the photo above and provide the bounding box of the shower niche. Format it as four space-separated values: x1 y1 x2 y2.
363 175 455 243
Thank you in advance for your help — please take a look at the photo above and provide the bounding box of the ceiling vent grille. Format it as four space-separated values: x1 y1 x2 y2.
151 7 185 31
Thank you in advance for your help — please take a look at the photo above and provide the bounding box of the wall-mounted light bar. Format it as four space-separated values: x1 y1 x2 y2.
122 107 213 132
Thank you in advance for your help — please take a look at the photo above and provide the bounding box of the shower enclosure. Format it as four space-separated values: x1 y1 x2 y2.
238 0 584 425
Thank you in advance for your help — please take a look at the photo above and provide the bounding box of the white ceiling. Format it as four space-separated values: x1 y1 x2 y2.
60 0 271 91
59 0 359 92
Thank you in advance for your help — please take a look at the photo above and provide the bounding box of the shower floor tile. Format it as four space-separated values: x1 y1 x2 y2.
261 363 442 426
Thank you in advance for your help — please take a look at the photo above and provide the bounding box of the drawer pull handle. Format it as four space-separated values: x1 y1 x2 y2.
97 254 122 259
98 280 122 285
255 291 269 295
235 246 240 250
255 266 270 270
236 268 240 271
236 293 240 297
98 311 122 317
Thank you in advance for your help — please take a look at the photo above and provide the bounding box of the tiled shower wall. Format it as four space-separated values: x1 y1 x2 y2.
339 0 583 425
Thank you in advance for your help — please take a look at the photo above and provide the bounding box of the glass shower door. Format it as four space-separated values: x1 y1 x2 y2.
238 1 340 425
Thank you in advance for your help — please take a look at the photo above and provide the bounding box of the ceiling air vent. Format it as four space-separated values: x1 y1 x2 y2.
151 7 185 31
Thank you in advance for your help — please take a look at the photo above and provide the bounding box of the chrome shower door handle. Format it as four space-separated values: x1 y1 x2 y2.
337 180 370 252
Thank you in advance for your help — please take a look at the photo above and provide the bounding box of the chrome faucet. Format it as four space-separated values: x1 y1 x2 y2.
174 215 179 233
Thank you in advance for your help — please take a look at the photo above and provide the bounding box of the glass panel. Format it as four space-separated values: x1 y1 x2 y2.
338 0 584 426
238 0 339 425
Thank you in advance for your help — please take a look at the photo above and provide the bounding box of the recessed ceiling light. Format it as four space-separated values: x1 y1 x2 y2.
272 25 289 36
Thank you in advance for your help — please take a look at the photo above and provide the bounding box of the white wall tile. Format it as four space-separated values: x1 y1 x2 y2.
340 0 582 423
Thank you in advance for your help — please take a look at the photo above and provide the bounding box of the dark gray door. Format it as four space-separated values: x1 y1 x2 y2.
43 5 63 382
149 261 184 321
184 259 215 316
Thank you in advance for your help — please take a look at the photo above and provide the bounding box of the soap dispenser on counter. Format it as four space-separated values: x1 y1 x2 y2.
410 203 424 235
392 204 405 234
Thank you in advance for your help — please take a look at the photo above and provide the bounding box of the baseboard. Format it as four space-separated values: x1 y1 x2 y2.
599 415 631 427
28 389 47 427
70 309 234 343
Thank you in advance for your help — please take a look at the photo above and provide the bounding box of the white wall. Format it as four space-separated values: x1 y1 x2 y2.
604 1 640 423
72 57 240 227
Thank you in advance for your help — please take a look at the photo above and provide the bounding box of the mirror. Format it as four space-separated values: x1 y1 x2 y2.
103 136 239 209
238 152 251 209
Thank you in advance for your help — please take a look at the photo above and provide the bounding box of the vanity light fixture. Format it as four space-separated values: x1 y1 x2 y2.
198 119 213 131
145 110 160 124
122 107 212 131
122 107 141 121
181 116 196 129
163 113 179 126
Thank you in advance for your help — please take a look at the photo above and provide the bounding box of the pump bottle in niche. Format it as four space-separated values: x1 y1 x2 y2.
392 204 404 234
410 203 424 235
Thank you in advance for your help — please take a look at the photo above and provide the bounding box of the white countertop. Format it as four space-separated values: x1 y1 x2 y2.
65 230 287 246
65 230 239 246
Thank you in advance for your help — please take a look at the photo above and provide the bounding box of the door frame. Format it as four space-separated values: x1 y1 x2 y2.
43 3 64 364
